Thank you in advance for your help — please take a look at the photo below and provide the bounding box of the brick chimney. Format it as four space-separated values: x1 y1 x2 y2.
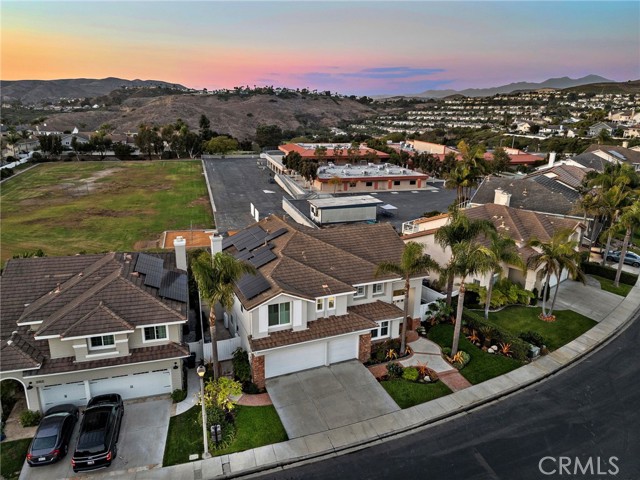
173 236 187 271
494 188 511 207
210 234 222 255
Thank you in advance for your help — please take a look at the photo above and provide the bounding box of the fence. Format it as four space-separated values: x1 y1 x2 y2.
187 337 242 363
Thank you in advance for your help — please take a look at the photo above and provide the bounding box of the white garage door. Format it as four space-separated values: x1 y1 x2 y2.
89 370 172 400
40 381 87 409
328 336 358 364
265 342 325 379
548 268 569 288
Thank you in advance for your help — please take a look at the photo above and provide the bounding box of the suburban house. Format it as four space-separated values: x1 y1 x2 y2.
567 144 640 172
401 204 584 292
588 122 616 137
212 215 425 388
0 251 190 412
60 133 90 148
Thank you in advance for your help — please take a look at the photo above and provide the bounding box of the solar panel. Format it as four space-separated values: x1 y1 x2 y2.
608 150 626 161
135 254 164 288
250 250 277 268
236 272 271 300
159 271 188 303
233 226 268 251
265 228 287 242
235 250 253 261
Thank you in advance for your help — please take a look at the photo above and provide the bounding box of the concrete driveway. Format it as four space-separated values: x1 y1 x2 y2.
552 279 624 322
19 397 171 480
265 360 399 439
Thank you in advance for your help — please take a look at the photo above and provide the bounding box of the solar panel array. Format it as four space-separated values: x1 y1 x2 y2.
135 254 165 288
159 271 188 303
134 253 188 303
236 272 271 300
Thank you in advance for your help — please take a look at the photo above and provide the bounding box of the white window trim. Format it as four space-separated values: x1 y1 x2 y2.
88 335 116 351
268 302 292 328
327 296 336 310
371 320 390 339
85 350 121 359
316 298 324 312
372 283 385 296
142 325 168 344
354 285 366 298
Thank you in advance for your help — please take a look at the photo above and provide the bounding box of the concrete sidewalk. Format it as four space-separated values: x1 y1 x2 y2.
99 278 640 480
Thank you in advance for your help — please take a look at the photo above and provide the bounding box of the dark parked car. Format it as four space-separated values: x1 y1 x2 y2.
606 251 640 268
27 404 79 467
71 394 124 473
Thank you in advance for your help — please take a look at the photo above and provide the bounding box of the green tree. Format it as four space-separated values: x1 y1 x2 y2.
255 124 283 148
202 377 242 414
190 251 256 379
314 145 328 163
612 200 640 287
375 242 440 353
449 241 494 355
199 114 213 141
283 151 302 172
490 146 511 173
527 229 585 319
204 136 239 155
112 142 135 158
434 207 496 306
135 124 161 159
484 233 525 320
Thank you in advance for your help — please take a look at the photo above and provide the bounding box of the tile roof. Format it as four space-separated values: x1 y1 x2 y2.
249 313 377 352
278 143 390 160
23 342 189 377
583 144 640 164
0 331 45 372
569 152 608 171
61 302 134 338
525 164 591 189
347 300 404 321
226 215 406 310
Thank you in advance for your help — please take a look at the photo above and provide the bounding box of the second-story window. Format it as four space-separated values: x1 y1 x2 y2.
144 325 167 342
354 285 366 298
89 335 115 350
327 296 335 310
268 303 291 327
373 283 384 296
316 298 324 312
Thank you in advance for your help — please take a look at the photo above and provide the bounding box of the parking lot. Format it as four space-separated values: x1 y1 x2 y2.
19 397 171 480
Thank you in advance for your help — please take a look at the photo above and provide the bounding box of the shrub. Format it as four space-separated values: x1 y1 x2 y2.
171 389 187 403
242 381 260 394
20 410 42 427
231 348 252 383
462 309 529 361
451 351 471 370
402 367 419 382
519 330 546 348
386 362 404 379
581 262 638 286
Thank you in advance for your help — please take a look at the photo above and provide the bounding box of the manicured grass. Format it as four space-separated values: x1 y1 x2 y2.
0 161 213 261
428 324 522 385
488 306 597 351
590 274 633 297
0 438 31 480
163 405 287 466
381 379 452 409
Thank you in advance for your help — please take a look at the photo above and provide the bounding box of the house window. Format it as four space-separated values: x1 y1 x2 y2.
354 285 366 298
89 335 115 350
327 296 335 310
371 321 390 339
349 182 357 187
268 303 291 327
316 298 324 312
365 181 373 187
144 325 167 342
372 283 384 296
393 180 401 186
409 180 416 185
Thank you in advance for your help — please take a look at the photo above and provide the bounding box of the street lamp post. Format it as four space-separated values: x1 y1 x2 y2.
196 365 211 459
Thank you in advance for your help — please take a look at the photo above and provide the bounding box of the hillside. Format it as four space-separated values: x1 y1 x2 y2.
562 79 640 95
0 77 186 104
40 93 378 140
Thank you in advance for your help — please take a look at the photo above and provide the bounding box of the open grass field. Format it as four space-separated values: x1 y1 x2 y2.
1 161 213 261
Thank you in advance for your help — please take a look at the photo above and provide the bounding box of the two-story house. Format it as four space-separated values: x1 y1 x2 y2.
213 215 425 388
0 252 189 412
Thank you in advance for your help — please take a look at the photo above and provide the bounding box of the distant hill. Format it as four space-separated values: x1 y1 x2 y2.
562 79 640 95
0 77 187 104
37 92 377 141
377 75 614 99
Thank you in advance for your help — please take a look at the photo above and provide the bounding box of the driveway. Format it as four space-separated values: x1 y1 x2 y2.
19 397 171 480
553 279 624 322
265 360 399 439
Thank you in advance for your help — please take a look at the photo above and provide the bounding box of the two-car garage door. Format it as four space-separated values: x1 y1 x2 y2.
264 335 358 379
40 370 172 409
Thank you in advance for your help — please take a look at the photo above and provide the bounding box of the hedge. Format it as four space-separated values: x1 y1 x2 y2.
462 309 529 361
581 262 638 286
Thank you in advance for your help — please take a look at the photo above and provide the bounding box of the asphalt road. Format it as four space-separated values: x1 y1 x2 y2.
255 312 640 480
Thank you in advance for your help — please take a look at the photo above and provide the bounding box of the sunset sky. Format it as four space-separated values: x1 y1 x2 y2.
2 1 638 95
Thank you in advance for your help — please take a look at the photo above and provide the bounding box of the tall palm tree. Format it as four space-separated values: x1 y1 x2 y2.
375 242 440 354
596 185 631 266
527 229 585 319
484 232 525 320
612 200 640 287
435 207 496 306
449 241 495 355
191 251 256 378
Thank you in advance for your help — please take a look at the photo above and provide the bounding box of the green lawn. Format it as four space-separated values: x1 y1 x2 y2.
381 379 452 409
0 161 213 262
428 324 522 385
590 274 633 297
163 405 287 466
0 438 31 480
488 307 597 351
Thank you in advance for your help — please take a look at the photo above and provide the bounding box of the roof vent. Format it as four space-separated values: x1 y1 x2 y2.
54 283 61 294
7 340 13 346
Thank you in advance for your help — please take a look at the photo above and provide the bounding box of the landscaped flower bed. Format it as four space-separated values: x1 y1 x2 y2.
379 361 452 409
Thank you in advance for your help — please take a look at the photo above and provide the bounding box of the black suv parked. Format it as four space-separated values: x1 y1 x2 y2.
71 394 124 472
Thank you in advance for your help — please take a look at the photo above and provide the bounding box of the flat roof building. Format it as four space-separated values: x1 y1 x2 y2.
278 143 390 164
314 163 429 193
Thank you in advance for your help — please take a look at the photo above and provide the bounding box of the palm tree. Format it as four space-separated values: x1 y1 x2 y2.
484 232 525 320
375 242 440 353
191 251 256 378
435 207 496 306
527 229 585 319
449 241 495 355
596 185 631 266
612 200 640 287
